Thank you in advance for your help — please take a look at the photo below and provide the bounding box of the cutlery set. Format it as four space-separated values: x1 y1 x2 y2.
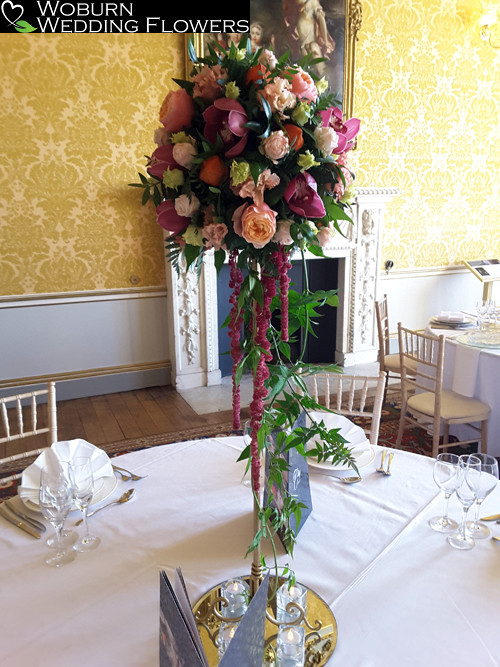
377 450 395 476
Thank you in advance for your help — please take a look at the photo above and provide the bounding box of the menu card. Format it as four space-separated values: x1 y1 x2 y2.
263 410 313 553
160 569 270 666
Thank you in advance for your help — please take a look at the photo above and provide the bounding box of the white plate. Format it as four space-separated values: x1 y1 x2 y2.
19 439 117 512
430 316 475 328
306 411 375 474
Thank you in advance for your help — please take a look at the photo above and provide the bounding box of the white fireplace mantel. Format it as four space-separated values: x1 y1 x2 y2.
165 187 399 390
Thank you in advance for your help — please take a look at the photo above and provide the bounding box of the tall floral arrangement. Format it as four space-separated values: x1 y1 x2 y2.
132 36 361 575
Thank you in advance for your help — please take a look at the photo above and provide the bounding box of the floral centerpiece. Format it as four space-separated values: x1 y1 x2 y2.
132 36 361 587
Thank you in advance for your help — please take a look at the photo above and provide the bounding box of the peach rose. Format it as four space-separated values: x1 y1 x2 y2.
274 219 294 245
192 64 227 102
159 88 195 133
259 131 289 163
233 202 277 249
289 67 318 102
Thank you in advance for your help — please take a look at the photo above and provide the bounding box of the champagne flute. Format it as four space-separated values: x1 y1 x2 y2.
466 453 499 539
69 457 101 552
39 465 76 567
447 455 482 550
428 453 460 533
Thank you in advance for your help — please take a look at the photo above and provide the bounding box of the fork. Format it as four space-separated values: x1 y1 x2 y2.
112 464 147 481
377 450 387 473
384 452 395 476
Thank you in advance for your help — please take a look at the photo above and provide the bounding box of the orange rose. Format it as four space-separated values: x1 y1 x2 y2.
233 202 277 249
283 124 304 151
159 88 195 133
199 155 228 186
246 64 268 86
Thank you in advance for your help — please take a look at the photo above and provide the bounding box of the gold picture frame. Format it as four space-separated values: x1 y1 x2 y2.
185 0 362 118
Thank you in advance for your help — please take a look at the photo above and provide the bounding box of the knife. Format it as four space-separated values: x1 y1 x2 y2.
0 505 41 538
4 500 46 533
479 513 500 521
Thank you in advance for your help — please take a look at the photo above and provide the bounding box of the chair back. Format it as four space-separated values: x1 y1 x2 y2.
397 324 444 410
310 372 385 445
0 381 57 483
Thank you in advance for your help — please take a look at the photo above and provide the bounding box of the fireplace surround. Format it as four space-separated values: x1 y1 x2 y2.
165 188 399 390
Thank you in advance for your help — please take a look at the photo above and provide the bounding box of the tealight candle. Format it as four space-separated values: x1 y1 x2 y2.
276 624 305 667
216 622 238 660
276 582 307 624
220 577 249 619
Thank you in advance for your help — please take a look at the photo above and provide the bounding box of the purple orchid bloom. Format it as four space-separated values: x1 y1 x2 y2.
147 144 181 179
203 98 249 158
318 107 360 154
284 172 326 218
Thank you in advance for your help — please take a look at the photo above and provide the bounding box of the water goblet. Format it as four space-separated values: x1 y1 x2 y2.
69 456 101 552
476 300 489 331
39 465 76 567
466 453 499 539
428 453 460 533
45 459 78 550
447 455 482 550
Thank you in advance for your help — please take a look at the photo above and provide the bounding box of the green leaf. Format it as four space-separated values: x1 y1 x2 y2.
15 20 37 32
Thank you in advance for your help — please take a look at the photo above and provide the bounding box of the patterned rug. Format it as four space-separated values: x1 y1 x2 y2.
0 403 476 501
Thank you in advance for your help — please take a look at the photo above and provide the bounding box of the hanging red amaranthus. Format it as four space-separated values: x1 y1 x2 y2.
228 249 244 430
274 247 292 342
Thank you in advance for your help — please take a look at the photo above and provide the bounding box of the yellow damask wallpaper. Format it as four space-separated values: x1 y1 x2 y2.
0 33 184 295
0 2 499 297
350 0 500 269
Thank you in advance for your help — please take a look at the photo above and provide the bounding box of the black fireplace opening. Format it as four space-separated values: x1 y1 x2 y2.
217 258 339 377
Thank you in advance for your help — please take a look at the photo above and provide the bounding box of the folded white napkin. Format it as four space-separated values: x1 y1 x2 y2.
20 439 113 505
438 311 466 323
452 345 481 397
307 410 369 453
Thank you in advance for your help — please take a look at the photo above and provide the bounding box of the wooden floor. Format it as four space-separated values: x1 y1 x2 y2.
1 385 251 459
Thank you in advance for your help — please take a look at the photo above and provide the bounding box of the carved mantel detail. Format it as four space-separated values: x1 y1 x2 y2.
165 188 399 389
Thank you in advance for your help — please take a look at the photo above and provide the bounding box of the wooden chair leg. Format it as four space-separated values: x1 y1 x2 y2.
396 408 406 447
479 420 488 455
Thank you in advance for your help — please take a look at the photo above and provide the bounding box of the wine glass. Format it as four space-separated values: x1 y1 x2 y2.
476 300 489 331
429 453 460 533
39 464 76 567
69 457 101 552
45 459 77 550
466 453 499 539
447 455 482 550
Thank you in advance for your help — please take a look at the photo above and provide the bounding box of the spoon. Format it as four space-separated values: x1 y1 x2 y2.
492 536 500 543
337 476 362 484
74 489 135 526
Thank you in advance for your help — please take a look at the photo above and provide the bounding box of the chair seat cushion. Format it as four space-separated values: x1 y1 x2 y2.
384 354 418 375
408 390 490 422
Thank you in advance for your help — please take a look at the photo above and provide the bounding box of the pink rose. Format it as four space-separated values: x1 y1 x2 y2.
289 67 318 102
172 142 197 169
232 202 277 249
192 64 227 102
174 193 200 217
259 131 290 163
316 225 334 247
203 98 249 158
274 219 293 245
203 222 228 251
156 200 191 235
260 78 296 114
159 88 195 133
284 172 326 218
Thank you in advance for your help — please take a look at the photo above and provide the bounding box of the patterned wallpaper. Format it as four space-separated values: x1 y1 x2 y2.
350 0 500 270
0 3 499 297
0 33 183 295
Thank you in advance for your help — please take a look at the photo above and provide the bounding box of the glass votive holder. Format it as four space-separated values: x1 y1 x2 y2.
220 577 249 619
276 582 307 624
276 624 305 667
216 621 238 660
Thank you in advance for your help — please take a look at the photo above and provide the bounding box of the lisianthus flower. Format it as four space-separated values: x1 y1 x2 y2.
260 77 296 115
284 172 326 218
231 169 280 205
316 77 328 95
156 200 190 235
274 219 294 245
225 81 240 99
163 168 184 190
319 107 361 153
192 64 227 102
232 201 277 249
159 88 195 133
289 67 318 102
147 144 180 179
259 130 289 163
174 193 200 217
230 160 250 187
297 150 320 171
292 101 311 125
182 224 204 246
203 222 228 251
203 98 249 158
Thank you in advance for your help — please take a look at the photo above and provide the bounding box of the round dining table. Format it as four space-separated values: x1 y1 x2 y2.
1 436 499 666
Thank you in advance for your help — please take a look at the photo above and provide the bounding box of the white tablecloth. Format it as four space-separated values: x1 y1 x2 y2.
428 326 500 456
1 437 499 666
